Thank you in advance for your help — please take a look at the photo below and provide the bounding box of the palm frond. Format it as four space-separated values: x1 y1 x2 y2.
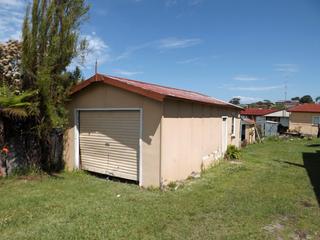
7 102 32 108
2 107 28 119
12 90 38 103
0 86 39 120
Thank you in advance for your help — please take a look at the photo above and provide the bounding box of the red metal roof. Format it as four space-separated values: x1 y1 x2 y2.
240 108 277 116
287 103 320 113
70 73 242 109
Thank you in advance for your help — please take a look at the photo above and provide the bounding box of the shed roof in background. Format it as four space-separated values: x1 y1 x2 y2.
240 108 277 116
71 73 242 110
264 110 290 117
242 118 255 125
287 103 320 113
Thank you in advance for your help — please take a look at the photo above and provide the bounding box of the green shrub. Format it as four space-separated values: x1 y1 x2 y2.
224 145 241 160
167 181 177 189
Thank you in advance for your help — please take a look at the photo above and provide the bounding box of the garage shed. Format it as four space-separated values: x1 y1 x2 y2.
64 73 242 187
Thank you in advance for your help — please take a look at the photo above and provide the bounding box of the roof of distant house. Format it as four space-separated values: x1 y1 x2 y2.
287 103 320 113
240 108 277 116
264 110 290 117
70 73 242 109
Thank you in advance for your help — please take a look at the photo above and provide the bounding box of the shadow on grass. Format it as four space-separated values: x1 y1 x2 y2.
274 150 320 207
306 144 320 147
303 151 320 207
47 173 65 179
85 170 138 186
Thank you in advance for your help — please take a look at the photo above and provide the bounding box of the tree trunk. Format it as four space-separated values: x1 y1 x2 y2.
0 115 5 176
0 115 4 146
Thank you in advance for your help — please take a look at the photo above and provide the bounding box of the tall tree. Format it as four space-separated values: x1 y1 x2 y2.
229 97 240 105
316 96 320 103
21 0 89 169
291 96 300 101
299 95 314 104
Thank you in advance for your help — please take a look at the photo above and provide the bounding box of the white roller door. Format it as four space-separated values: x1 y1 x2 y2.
79 110 140 181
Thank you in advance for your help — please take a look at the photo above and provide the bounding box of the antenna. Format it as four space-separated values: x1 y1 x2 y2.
95 59 98 75
284 75 288 102
284 80 287 101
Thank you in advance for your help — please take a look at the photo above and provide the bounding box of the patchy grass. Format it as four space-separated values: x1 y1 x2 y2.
0 138 320 239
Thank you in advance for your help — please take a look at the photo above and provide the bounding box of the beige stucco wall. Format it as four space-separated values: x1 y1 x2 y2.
64 82 162 187
289 112 320 136
160 99 241 184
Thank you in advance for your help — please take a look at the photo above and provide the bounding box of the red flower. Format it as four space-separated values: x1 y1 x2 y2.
2 147 9 154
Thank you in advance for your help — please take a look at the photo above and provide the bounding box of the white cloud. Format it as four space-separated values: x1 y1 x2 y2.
274 64 299 73
0 0 25 42
113 69 143 77
229 85 284 91
0 0 24 7
165 0 178 7
233 95 263 104
189 0 204 6
116 37 202 60
233 75 261 81
176 57 200 64
115 42 152 61
158 37 202 49
165 0 204 7
75 34 110 69
211 55 219 59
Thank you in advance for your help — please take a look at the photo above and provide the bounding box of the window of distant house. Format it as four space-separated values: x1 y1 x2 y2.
231 116 236 135
312 116 320 125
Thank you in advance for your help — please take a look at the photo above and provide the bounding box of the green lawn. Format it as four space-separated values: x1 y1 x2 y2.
0 138 320 239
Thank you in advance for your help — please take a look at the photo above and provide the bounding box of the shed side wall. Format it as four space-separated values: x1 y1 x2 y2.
161 99 240 184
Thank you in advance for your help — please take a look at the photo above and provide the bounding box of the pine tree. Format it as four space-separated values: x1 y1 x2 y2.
21 0 89 170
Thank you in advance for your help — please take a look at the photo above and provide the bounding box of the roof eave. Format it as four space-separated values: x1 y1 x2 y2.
288 110 320 113
164 96 243 110
70 74 165 102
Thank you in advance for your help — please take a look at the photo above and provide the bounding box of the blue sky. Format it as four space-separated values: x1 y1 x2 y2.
0 0 319 103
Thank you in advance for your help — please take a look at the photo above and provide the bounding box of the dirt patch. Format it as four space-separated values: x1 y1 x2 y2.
294 230 308 240
301 200 314 208
229 160 243 165
263 216 315 240
17 175 44 181
263 221 285 234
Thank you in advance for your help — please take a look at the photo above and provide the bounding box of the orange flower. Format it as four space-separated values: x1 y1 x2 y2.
2 147 9 154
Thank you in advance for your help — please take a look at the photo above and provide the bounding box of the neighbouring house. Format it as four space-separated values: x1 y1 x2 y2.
288 103 320 136
240 108 277 137
240 108 277 122
264 110 290 134
240 108 290 136
64 73 242 187
240 118 256 144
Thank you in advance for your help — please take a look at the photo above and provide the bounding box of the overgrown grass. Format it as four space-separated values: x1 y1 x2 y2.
0 138 320 239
